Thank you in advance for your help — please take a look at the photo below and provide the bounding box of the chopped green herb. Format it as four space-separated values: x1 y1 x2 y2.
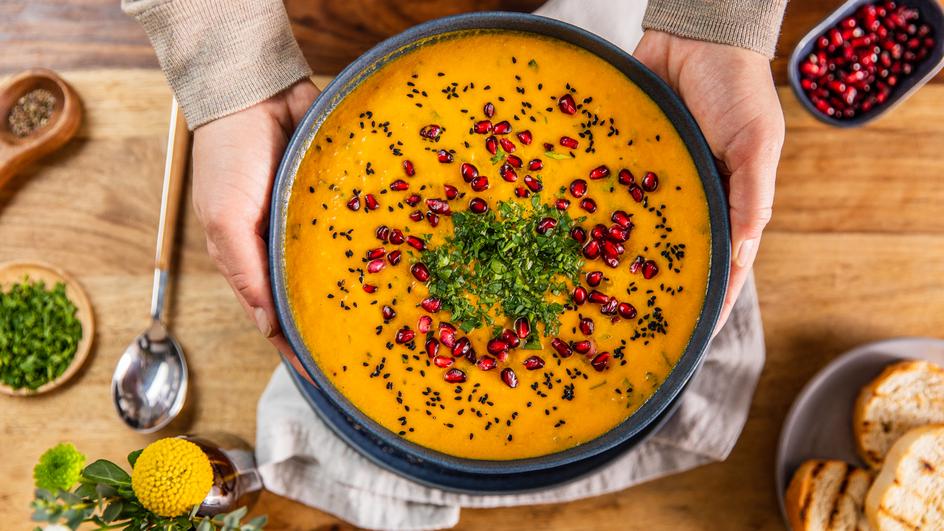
0 279 82 390
544 151 570 160
421 197 582 336
527 59 539 69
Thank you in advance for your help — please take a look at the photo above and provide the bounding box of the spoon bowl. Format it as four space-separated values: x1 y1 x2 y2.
112 320 188 432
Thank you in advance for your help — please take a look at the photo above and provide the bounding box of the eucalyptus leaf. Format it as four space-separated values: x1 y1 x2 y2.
127 449 142 468
82 459 131 486
197 518 213 531
102 500 123 523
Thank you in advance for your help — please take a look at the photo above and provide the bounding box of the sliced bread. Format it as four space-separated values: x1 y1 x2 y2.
786 459 873 531
865 424 944 530
854 360 944 468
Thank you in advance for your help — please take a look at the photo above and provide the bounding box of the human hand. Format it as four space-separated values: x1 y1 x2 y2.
192 80 319 377
634 30 785 332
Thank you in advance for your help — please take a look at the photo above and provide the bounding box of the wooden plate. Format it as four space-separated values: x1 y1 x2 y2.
0 260 95 395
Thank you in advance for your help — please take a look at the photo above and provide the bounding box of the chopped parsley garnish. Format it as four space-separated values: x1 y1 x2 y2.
421 195 583 336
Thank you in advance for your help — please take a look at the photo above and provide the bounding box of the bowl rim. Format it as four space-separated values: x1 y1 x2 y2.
268 11 730 476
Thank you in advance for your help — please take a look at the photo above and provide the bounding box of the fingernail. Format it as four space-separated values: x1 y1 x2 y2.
736 238 759 268
253 307 273 337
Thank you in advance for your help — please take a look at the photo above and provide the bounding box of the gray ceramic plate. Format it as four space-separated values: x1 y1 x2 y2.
775 336 944 527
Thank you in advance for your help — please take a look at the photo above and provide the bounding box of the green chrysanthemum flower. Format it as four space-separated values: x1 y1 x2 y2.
34 443 85 492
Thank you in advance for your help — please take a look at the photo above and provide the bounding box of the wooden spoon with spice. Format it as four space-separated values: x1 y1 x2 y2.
0 69 82 188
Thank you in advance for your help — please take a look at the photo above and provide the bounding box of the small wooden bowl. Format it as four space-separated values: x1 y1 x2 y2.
0 69 82 188
0 260 95 396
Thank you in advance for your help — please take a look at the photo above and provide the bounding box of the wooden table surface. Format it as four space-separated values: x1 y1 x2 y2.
3 1 944 529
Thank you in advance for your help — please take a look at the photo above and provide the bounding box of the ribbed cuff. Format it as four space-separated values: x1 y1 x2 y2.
642 0 788 59
122 0 312 128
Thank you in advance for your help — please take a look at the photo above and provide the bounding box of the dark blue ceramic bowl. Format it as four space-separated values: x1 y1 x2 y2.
268 12 730 486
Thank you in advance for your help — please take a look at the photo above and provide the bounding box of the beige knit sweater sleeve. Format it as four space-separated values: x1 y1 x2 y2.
123 0 786 129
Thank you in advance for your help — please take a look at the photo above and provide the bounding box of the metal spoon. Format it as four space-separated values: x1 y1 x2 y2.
112 98 189 432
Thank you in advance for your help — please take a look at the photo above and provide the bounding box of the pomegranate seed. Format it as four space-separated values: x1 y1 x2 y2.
589 165 610 179
560 136 579 149
469 197 489 213
367 247 386 260
582 240 601 259
611 210 633 228
406 235 425 251
474 120 492 134
419 124 442 140
367 259 386 273
570 226 587 243
591 352 610 371
500 329 520 349
382 305 396 321
573 286 588 305
573 340 593 355
528 159 543 171
389 229 405 245
555 198 571 210
500 163 518 182
617 168 634 185
514 186 530 198
518 176 540 194
487 338 509 355
506 154 523 168
629 256 644 274
426 211 440 227
460 162 478 182
493 120 511 135
395 327 415 344
426 198 452 215
483 102 495 118
628 184 644 202
439 323 457 348
425 338 439 358
579 317 595 335
444 368 467 383
411 263 430 282
499 137 516 153
600 297 619 315
514 317 531 339
452 337 472 358
365 194 379 210
551 338 573 358
421 297 441 313
434 355 454 368
602 255 619 268
536 217 557 234
608 225 630 242
362 284 377 294
409 210 423 222
390 179 409 191
418 315 433 333
642 260 659 279
347 196 361 211
590 224 606 241
387 249 402 265
437 150 454 163
641 171 659 191
501 368 518 388
476 356 497 371
443 184 459 200
375 225 390 242
485 135 498 155
588 290 608 304
569 179 587 198
543 142 554 151
558 93 577 114
516 130 533 145
523 356 545 370
618 302 637 319
579 198 597 213
586 271 603 286
402 159 416 176
470 176 490 192
405 193 421 206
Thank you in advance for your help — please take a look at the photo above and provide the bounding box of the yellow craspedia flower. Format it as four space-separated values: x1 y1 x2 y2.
131 438 213 517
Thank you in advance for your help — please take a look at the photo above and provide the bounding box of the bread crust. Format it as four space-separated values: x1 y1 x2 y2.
786 459 873 530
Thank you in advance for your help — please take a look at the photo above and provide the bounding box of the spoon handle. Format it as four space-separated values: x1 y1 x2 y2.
151 98 189 321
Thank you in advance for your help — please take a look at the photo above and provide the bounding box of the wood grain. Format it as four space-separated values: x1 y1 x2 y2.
2 68 943 530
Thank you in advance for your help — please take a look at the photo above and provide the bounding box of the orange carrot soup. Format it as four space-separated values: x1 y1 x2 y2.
284 30 711 460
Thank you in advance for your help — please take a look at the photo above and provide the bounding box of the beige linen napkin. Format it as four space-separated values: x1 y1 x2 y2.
256 2 766 529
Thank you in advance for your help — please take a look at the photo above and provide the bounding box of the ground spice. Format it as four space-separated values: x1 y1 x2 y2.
8 88 56 138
